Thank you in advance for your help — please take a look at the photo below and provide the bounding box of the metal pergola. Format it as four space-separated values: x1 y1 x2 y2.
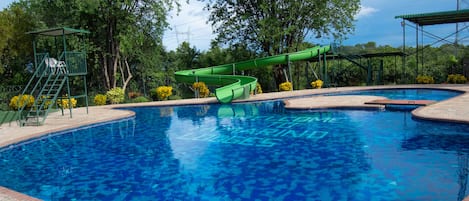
395 9 469 81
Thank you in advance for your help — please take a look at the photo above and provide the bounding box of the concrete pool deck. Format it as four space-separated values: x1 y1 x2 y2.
1 84 469 200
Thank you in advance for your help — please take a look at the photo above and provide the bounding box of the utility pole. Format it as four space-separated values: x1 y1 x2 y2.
456 0 460 45
174 26 191 45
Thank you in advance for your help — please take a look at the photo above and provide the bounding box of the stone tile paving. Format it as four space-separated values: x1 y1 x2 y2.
412 85 469 124
0 187 41 201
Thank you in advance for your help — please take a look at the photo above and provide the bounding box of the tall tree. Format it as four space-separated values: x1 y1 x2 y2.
27 0 178 92
203 0 360 86
0 2 40 85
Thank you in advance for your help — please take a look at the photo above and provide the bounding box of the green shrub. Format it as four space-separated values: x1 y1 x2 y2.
279 81 292 91
168 95 182 100
156 86 173 100
106 87 125 104
94 94 107 105
447 74 467 84
128 91 142 99
416 75 434 84
9 94 35 110
149 89 157 100
131 96 150 103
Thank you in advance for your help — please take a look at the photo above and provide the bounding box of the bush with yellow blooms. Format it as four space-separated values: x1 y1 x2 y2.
311 79 324 89
416 75 434 84
156 86 173 100
94 94 107 105
9 94 35 110
279 81 292 91
57 97 77 109
192 82 210 98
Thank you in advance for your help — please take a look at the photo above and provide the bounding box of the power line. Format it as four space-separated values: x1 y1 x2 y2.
174 26 191 44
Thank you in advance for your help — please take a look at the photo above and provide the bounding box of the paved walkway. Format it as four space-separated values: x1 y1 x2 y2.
0 84 468 200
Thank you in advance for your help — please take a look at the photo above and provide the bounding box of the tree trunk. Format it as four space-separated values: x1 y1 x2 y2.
112 50 119 89
121 58 133 92
273 66 286 90
103 53 110 89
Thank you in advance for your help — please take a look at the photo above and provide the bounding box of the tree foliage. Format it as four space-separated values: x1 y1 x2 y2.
0 2 40 85
204 0 360 55
26 0 178 92
203 0 360 87
2 0 469 103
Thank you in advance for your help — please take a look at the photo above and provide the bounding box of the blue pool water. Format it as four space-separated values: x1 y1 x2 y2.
1 89 468 200
329 88 461 101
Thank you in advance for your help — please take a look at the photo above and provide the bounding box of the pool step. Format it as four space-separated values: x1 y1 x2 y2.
365 99 436 106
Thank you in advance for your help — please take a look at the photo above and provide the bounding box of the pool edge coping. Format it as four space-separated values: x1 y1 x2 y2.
0 187 42 201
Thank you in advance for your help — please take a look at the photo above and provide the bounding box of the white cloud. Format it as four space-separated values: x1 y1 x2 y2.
163 1 215 51
356 5 379 19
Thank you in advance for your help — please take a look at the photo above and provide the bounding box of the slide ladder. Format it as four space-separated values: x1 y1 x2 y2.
175 45 331 103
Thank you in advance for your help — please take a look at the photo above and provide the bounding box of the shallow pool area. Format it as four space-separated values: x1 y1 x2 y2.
1 88 468 200
328 88 462 101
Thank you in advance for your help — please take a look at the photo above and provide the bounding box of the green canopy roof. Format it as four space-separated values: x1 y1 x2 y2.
395 9 469 26
26 27 90 36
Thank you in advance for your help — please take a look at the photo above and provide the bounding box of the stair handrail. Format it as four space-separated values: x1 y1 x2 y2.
15 53 50 124
26 65 61 123
341 54 368 71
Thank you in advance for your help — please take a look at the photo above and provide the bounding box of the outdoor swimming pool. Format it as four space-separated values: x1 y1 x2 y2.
0 89 468 200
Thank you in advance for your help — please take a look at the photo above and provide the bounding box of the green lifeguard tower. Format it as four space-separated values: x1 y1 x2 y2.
16 27 90 126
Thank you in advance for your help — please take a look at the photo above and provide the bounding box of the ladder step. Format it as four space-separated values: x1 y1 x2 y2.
27 111 45 116
21 120 43 126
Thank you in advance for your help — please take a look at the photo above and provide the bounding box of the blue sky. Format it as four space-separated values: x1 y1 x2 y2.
2 0 467 50
344 0 468 47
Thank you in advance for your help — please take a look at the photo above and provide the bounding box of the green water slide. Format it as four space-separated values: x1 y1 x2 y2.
175 45 331 103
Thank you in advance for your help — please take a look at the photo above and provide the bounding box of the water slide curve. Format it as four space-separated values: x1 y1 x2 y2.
175 45 331 103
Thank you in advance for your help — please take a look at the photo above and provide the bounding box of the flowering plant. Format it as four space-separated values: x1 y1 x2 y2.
416 75 434 84
447 74 467 84
156 86 173 100
94 94 107 105
192 82 210 98
57 97 77 108
279 81 292 91
9 94 35 110
311 79 324 89
255 83 263 94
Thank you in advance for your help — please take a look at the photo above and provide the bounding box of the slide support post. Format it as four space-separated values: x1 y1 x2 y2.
287 54 293 90
232 64 236 75
322 50 327 86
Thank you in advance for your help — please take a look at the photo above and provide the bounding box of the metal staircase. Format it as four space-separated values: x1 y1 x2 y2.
16 53 69 126
340 54 373 85
13 27 90 126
